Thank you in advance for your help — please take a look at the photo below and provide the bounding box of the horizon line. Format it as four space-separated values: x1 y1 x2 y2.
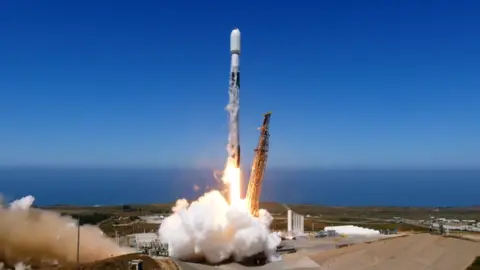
1 165 479 171
38 201 480 209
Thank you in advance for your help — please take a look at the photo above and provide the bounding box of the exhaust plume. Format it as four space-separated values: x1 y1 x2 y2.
158 190 281 264
0 195 132 266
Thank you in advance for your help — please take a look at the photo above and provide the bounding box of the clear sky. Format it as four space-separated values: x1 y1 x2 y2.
1 1 479 169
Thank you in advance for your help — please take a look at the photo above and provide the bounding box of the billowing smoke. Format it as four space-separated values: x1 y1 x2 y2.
0 195 132 267
8 196 34 211
158 190 281 264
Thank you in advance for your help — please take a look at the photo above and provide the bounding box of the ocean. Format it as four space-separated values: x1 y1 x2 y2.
0 168 478 207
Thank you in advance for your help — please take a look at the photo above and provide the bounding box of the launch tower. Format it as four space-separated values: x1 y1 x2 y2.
245 112 272 217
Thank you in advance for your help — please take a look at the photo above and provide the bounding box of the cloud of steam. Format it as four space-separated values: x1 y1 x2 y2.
13 262 28 270
8 196 34 211
158 190 281 264
0 195 133 267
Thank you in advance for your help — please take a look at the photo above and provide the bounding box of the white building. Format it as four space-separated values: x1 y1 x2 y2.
138 215 165 224
127 233 159 248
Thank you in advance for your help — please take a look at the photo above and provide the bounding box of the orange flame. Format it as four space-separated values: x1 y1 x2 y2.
222 160 242 208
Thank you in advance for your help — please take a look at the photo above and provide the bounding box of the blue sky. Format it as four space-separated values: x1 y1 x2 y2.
0 1 479 169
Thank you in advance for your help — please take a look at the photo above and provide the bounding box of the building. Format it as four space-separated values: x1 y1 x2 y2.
138 215 165 224
126 233 159 248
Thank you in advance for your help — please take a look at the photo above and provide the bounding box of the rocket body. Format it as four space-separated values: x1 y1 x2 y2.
228 29 241 168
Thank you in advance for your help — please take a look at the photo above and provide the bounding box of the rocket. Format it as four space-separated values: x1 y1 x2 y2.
228 28 241 168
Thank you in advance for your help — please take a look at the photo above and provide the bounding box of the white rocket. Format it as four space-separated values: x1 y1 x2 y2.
228 28 241 168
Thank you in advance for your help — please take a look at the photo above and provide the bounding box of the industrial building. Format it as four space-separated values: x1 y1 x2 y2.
126 233 169 257
126 233 159 248
431 223 480 232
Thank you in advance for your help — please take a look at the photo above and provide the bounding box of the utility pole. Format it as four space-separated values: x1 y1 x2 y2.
77 217 81 270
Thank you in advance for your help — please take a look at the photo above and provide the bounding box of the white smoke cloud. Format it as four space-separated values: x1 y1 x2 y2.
158 190 281 264
0 262 30 270
0 195 133 267
13 262 29 270
9 196 34 211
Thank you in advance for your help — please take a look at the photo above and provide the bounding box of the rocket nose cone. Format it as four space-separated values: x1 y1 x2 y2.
230 28 241 37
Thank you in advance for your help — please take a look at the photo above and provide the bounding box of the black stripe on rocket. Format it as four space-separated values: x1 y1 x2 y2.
236 71 240 167
230 72 240 89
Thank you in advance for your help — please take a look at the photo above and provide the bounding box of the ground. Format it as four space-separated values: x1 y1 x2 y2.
10 202 480 269
309 234 480 270
172 234 480 270
42 202 480 236
35 233 479 270
41 254 179 270
24 233 480 270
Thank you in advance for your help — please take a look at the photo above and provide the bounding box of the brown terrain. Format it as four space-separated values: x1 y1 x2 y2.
42 254 180 270
308 234 480 270
10 234 479 270
70 234 478 270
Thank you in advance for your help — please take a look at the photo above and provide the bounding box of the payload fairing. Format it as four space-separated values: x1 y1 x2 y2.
228 28 241 168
